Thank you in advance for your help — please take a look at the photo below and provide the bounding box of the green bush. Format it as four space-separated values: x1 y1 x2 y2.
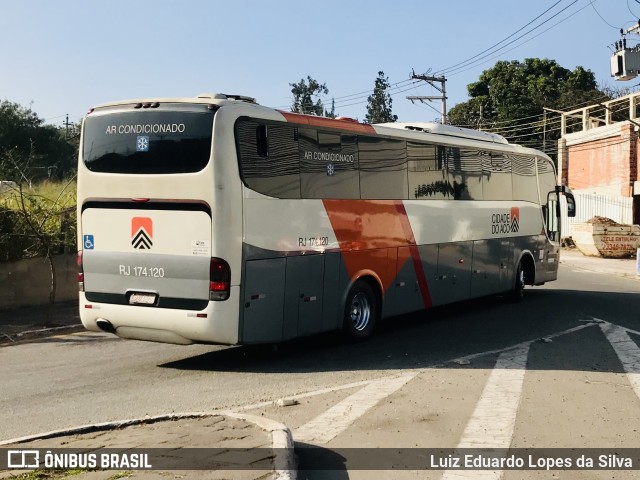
0 179 76 263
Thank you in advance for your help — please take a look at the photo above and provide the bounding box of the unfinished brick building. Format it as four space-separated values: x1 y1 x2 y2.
558 91 640 230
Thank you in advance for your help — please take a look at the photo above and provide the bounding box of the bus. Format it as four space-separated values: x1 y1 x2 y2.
77 93 576 345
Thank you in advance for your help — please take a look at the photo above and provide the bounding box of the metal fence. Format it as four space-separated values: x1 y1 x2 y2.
561 192 634 237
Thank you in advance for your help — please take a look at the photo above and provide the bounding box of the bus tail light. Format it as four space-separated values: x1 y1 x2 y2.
77 251 85 292
209 257 230 301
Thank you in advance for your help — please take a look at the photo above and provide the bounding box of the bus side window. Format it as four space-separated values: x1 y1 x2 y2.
360 136 407 200
511 154 538 204
458 148 483 200
482 152 512 201
407 142 449 200
300 128 360 199
236 119 301 198
444 147 470 200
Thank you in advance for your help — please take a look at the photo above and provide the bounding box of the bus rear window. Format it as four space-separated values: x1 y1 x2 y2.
82 106 215 174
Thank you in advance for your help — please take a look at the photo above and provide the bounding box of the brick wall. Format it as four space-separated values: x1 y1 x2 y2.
566 123 636 197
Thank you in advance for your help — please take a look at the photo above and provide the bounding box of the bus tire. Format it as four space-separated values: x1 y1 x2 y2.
511 261 526 302
343 280 378 341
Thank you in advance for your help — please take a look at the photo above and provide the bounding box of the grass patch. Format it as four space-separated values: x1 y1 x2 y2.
0 178 77 262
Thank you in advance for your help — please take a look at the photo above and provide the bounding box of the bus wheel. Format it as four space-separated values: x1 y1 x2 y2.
343 281 378 341
512 261 526 302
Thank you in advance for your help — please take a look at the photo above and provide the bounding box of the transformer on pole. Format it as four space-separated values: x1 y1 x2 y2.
611 23 640 81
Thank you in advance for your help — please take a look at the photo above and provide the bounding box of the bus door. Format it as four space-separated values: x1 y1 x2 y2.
541 191 561 279
536 158 560 281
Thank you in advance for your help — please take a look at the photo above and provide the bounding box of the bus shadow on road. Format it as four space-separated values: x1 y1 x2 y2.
159 288 640 376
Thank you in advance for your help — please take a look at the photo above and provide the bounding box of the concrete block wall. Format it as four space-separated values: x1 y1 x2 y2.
0 254 78 309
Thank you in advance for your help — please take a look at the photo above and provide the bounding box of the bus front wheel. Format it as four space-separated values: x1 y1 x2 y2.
343 281 378 341
512 261 526 302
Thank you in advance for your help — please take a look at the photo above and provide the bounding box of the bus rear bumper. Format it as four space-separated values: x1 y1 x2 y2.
79 287 240 345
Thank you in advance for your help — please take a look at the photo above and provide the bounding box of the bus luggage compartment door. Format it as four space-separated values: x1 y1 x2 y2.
81 207 212 310
470 239 508 298
283 254 326 339
433 242 472 305
242 258 286 343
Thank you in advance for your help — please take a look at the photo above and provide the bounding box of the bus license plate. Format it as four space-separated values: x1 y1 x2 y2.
129 293 157 305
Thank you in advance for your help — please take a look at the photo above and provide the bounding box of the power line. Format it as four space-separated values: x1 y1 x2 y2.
277 80 421 114
328 78 417 102
434 0 565 76
277 2 603 121
277 0 632 123
590 0 620 30
438 0 579 76
443 0 591 78
281 2 583 118
453 85 640 137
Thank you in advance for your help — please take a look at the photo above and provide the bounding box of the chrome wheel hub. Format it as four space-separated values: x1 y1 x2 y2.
350 292 371 331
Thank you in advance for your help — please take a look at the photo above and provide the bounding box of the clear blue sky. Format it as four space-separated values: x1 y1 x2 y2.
1 0 637 127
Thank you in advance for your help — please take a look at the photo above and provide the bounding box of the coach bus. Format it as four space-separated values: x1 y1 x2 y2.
77 93 575 345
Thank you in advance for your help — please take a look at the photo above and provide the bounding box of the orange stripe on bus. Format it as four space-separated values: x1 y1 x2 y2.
323 200 432 308
394 202 432 309
278 111 376 135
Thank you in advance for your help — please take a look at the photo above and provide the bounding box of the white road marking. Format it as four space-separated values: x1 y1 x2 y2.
224 322 598 416
292 372 416 445
600 321 640 402
218 320 634 478
448 322 596 365
441 344 531 480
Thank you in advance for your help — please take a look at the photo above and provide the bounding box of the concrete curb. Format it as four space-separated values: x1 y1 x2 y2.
224 411 297 480
0 324 84 345
0 411 297 480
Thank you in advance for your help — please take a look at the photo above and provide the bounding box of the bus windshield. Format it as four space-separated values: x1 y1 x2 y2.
82 104 215 174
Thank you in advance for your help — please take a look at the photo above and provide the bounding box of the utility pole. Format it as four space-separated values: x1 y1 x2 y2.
407 70 448 124
63 114 70 139
543 109 547 154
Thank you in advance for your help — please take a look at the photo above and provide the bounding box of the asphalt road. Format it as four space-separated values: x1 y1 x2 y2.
1 264 639 478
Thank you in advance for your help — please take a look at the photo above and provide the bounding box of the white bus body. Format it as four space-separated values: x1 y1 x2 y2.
77 94 574 345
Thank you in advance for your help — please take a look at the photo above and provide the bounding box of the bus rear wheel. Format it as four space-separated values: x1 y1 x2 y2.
343 281 378 341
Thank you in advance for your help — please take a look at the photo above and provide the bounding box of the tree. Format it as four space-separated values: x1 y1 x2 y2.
0 100 76 181
0 100 78 323
365 71 398 124
448 59 607 153
0 146 76 324
290 76 329 116
325 98 337 119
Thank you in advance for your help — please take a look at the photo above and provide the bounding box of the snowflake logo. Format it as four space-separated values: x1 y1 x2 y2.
136 136 150 152
326 163 335 176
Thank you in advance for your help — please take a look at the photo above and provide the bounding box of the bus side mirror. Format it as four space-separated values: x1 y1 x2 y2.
556 185 577 218
566 192 576 218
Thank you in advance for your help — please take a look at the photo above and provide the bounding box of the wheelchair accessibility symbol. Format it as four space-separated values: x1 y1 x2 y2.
84 234 94 250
